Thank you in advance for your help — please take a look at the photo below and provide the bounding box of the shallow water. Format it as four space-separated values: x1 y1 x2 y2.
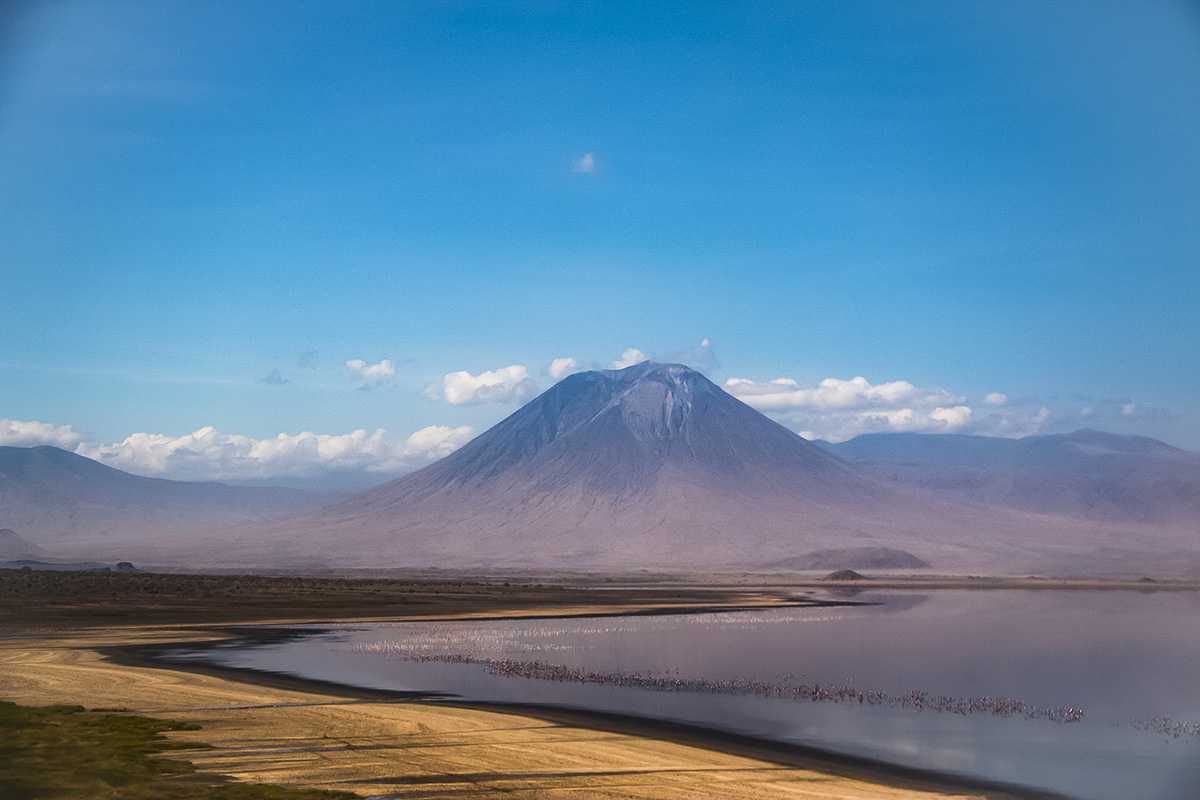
175 590 1200 799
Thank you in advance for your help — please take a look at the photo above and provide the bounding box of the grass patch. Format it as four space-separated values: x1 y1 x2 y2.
0 701 354 800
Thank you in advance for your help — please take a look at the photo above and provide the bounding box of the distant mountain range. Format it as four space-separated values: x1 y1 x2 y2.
0 445 339 560
4 364 1198 575
817 430 1200 526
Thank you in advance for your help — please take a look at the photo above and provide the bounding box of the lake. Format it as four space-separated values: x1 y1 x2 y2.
171 590 1200 799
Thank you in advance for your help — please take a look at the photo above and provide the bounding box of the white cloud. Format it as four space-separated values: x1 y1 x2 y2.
426 364 539 406
548 357 580 381
724 375 959 412
345 358 396 390
0 419 86 449
612 347 649 369
850 405 973 436
929 405 973 429
723 374 973 441
77 424 474 481
401 425 475 460
722 373 1071 442
572 152 596 174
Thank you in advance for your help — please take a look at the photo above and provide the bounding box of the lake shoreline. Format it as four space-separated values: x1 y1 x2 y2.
9 573 1178 798
1 594 1065 799
99 615 1065 800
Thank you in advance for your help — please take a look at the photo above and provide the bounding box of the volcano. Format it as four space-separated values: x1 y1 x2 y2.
359 361 871 505
240 362 1196 573
276 362 906 566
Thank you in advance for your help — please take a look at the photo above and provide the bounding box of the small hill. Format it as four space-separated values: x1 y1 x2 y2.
825 569 867 581
767 547 929 571
0 529 44 560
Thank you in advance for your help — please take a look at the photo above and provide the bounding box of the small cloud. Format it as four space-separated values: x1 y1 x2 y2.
426 364 539 406
548 357 580 381
571 152 596 174
345 358 396 390
297 349 319 369
664 337 719 374
402 425 476 461
929 405 973 429
984 392 1008 406
261 368 289 386
612 347 649 369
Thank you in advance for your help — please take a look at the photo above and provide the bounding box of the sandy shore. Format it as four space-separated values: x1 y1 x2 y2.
0 601 1056 800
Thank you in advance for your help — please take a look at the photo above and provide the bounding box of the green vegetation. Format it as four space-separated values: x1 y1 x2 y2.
0 702 353 800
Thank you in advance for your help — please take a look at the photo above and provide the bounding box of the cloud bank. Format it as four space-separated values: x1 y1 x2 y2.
1 418 473 482
725 375 983 441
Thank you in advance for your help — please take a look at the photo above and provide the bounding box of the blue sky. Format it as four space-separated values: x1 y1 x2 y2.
1 1 1198 481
